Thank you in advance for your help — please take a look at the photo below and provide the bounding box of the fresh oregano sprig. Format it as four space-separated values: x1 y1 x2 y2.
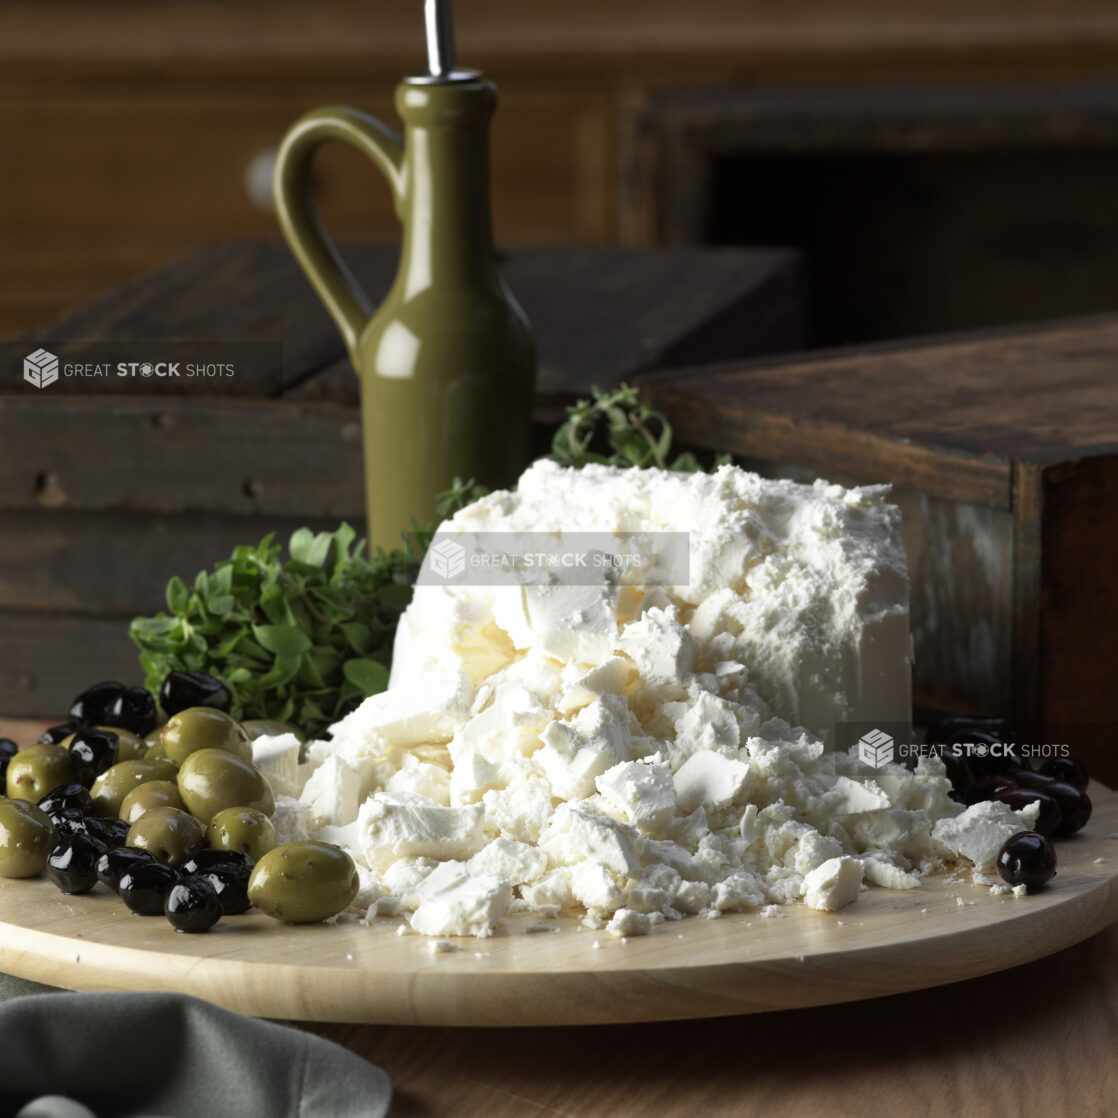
130 522 426 737
550 383 727 472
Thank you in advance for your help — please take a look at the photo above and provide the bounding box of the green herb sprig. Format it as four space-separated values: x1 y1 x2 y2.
130 523 425 737
550 383 728 472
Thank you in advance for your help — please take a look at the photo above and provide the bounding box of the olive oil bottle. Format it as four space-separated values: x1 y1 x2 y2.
273 0 536 552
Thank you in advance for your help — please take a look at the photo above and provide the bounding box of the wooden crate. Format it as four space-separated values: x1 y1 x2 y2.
0 240 802 718
640 316 1118 782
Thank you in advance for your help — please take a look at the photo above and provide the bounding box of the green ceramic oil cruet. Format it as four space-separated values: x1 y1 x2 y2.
273 0 537 552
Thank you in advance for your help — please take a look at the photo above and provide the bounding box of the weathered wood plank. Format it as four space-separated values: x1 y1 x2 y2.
1040 454 1118 727
0 613 142 719
643 317 1118 465
642 368 1014 507
0 397 365 518
0 511 362 617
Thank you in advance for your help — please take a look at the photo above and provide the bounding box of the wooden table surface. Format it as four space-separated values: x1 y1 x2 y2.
2 717 1116 1116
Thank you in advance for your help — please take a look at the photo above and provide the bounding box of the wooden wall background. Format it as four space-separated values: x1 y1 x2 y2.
5 0 1118 338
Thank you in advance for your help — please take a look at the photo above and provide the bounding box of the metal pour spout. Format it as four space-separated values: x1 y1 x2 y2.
410 0 478 84
424 0 456 78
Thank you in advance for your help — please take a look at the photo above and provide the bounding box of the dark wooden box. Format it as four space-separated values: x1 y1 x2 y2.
641 317 1118 782
0 240 802 718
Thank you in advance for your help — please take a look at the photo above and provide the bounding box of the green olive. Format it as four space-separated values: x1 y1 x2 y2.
143 726 164 750
162 707 251 766
144 742 174 767
90 759 178 818
177 749 273 823
0 800 55 877
118 779 185 824
242 720 306 744
6 743 75 802
126 806 204 866
248 841 359 923
103 727 146 763
208 807 277 861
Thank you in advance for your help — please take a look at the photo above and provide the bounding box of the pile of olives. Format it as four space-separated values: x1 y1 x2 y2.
928 716 1094 892
0 673 359 933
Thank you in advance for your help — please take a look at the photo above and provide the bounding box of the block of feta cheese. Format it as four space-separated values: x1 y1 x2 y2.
298 461 958 939
392 461 912 741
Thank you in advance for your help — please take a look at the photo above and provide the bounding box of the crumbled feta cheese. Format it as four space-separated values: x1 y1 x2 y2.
595 759 676 835
466 837 547 885
409 870 513 938
299 755 361 829
673 752 751 814
301 462 933 938
358 793 487 872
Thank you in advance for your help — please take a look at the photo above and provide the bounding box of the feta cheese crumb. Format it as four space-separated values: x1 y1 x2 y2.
409 870 512 938
606 908 652 937
427 939 460 954
802 857 864 912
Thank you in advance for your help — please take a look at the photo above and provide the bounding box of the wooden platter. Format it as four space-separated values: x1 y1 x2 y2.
1 786 1115 1028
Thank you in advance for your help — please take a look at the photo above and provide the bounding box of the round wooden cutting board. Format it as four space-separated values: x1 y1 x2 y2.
1 786 1115 1027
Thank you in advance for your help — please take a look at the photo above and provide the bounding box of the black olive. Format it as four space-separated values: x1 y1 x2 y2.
195 864 252 915
84 816 132 849
165 876 222 933
926 743 973 799
993 788 1063 837
181 848 254 875
96 846 156 893
1040 757 1090 791
927 716 1014 744
927 718 1028 779
997 831 1056 891
0 738 18 786
1042 780 1092 837
48 808 89 841
38 722 79 746
119 861 180 915
37 783 94 818
964 775 1018 806
45 833 103 895
103 687 158 738
159 671 233 718
1012 770 1056 791
68 728 120 788
69 682 125 726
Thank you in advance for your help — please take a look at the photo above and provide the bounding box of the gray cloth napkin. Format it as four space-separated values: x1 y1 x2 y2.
0 989 391 1118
